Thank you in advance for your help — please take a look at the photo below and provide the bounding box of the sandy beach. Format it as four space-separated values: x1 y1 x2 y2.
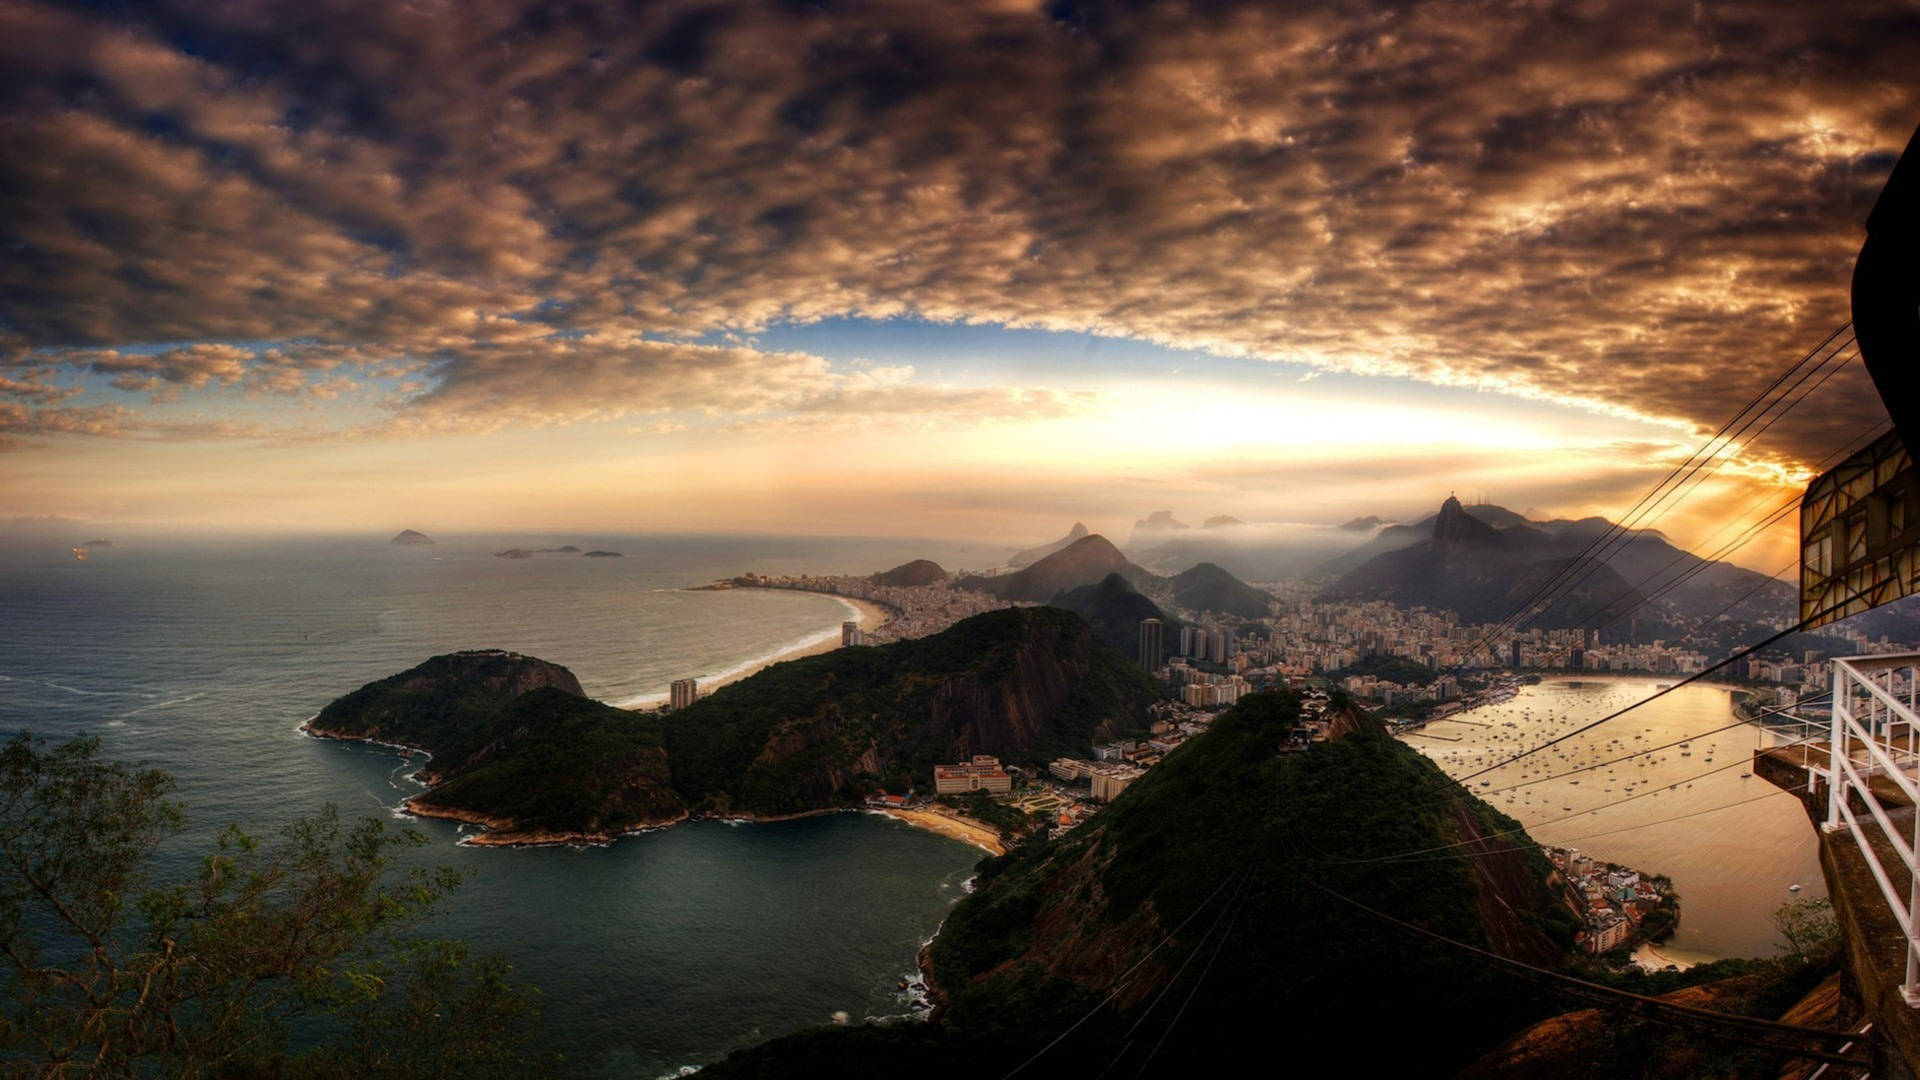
619 589 892 709
697 590 891 694
874 806 1006 856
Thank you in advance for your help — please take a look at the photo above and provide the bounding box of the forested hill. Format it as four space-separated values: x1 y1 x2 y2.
699 691 1579 1076
663 606 1164 815
305 608 1164 842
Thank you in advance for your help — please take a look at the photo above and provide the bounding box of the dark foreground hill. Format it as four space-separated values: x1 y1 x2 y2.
698 691 1579 1077
305 609 1164 842
1049 572 1175 655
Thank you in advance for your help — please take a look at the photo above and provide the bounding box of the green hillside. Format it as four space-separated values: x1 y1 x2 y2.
701 691 1576 1076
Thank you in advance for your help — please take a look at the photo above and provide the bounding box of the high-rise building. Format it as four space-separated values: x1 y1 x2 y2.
841 620 863 647
669 678 699 710
1510 641 1524 669
1138 617 1164 671
1179 626 1197 657
1208 629 1228 664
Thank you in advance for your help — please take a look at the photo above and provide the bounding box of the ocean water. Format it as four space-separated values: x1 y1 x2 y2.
0 532 987 1077
1409 678 1825 960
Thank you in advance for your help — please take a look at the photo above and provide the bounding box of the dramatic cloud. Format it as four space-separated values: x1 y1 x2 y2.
0 0 1911 458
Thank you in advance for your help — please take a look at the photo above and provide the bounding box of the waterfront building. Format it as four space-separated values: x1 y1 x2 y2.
841 620 863 647
669 677 699 710
934 755 1012 795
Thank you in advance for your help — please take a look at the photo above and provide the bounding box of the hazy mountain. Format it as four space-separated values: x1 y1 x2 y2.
389 528 434 546
1132 520 1382 582
1171 562 1274 619
1127 510 1189 547
1202 515 1246 528
1007 522 1089 567
1338 515 1387 531
871 559 947 586
1050 573 1175 655
964 534 1157 602
1322 497 1663 633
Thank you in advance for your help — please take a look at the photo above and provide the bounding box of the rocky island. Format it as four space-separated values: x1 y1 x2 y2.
389 529 434 546
303 608 1164 845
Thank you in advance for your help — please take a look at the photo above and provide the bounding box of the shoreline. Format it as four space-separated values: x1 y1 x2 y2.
871 806 1006 856
616 589 892 709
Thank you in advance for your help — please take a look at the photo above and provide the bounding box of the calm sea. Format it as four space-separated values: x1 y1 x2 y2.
0 532 989 1077
1409 678 1825 960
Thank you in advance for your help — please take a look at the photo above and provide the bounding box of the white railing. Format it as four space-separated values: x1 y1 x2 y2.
1824 653 1920 1005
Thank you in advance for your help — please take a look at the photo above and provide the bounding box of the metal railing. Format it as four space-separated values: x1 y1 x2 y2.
1824 653 1920 1005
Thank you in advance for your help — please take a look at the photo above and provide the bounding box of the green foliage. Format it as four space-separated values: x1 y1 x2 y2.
414 690 678 837
1771 896 1840 967
0 733 544 1077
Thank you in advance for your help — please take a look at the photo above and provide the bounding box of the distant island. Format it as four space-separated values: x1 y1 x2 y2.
79 538 116 548
389 529 434 546
301 608 1162 845
582 550 623 558
494 545 582 559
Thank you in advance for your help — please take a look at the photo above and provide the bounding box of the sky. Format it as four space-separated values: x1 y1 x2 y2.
1 0 1914 568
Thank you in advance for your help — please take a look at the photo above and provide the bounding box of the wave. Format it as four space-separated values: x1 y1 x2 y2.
119 691 205 718
0 674 146 698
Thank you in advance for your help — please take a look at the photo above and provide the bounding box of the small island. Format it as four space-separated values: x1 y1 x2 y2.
583 550 623 558
389 529 434 546
494 545 586 559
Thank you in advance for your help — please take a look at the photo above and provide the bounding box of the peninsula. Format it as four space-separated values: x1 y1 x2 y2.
303 608 1164 845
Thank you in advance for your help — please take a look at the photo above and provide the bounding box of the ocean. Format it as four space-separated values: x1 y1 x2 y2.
0 531 989 1077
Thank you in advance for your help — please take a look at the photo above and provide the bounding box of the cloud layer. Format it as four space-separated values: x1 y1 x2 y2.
1 0 1912 456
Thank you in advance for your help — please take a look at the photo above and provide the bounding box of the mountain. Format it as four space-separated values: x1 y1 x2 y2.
699 691 1575 1076
1007 522 1088 568
1338 515 1387 531
1170 562 1273 619
389 528 434 546
872 559 948 586
1201 515 1245 529
1322 497 1661 633
1050 573 1175 655
1127 510 1189 546
962 534 1157 602
1310 497 1794 632
304 609 1164 841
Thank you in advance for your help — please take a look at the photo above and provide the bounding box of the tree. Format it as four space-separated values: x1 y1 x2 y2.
1770 896 1840 967
0 733 545 1077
